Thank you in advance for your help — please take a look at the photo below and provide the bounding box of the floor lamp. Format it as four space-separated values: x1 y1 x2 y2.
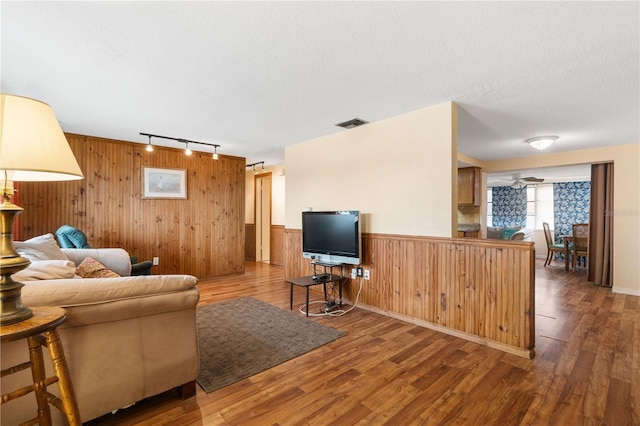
0 94 84 325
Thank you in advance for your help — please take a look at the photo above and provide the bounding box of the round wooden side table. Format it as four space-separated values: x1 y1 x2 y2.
1 306 81 425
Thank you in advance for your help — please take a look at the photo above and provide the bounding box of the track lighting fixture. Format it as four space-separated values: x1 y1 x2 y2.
140 132 221 158
246 161 265 174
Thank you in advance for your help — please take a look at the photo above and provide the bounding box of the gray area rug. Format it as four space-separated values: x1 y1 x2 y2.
196 296 346 393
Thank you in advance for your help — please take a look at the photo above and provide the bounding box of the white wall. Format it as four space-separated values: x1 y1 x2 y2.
285 102 457 236
271 165 286 225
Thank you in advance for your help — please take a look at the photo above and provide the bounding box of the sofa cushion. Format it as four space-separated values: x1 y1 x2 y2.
76 257 121 278
14 233 69 261
11 260 77 282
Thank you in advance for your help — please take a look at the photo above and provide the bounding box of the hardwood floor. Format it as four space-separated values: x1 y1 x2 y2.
88 259 639 425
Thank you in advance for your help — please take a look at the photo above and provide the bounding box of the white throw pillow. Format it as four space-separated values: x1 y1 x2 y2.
14 233 68 261
11 260 76 282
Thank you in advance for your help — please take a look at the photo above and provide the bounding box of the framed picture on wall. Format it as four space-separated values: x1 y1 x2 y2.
142 167 187 199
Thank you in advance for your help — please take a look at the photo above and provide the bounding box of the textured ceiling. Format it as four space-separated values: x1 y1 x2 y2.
2 2 638 166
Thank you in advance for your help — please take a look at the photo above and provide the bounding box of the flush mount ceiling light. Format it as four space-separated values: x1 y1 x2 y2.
525 136 558 151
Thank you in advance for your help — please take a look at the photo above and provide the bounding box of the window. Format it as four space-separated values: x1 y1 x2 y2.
535 185 555 230
526 187 535 229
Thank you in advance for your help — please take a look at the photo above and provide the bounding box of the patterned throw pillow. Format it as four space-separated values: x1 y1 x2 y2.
501 227 519 240
75 257 121 278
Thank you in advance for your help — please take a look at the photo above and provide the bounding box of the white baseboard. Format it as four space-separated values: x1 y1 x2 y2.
612 287 640 297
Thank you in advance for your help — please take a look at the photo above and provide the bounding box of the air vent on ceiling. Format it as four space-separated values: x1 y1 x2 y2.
335 118 369 129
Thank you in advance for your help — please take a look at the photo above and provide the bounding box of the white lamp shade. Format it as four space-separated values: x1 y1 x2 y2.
0 94 83 182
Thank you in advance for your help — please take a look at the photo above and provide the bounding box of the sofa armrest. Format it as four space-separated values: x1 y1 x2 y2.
62 248 132 276
511 229 534 241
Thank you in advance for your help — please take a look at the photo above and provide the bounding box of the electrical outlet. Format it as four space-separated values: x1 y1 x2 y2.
356 267 363 277
364 269 370 280
152 257 159 266
351 268 357 279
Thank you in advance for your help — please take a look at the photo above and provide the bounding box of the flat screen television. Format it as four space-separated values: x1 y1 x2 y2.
302 210 361 265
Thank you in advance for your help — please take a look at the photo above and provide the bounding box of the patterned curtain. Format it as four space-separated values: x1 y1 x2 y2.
553 182 591 244
491 186 527 227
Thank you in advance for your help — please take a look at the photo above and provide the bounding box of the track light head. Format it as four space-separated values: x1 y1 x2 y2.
145 135 154 152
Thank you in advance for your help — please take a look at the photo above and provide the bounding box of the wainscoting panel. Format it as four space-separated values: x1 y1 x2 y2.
285 229 535 357
18 133 246 278
245 224 256 262
270 225 285 267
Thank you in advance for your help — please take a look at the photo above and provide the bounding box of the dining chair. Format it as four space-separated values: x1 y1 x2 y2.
543 222 565 267
571 223 589 269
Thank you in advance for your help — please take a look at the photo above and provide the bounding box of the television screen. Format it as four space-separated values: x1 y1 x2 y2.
302 210 361 265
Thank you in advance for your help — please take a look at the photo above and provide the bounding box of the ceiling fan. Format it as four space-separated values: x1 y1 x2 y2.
511 176 544 188
495 175 545 189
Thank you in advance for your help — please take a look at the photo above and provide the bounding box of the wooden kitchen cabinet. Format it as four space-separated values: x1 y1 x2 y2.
458 167 481 206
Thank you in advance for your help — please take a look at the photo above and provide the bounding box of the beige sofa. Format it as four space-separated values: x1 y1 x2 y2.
1 239 200 424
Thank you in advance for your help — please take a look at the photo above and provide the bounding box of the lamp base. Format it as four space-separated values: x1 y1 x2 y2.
0 200 33 325
0 280 33 325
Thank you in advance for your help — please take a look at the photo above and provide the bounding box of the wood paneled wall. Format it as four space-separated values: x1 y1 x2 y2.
285 229 535 358
270 225 285 267
245 224 256 262
18 133 245 278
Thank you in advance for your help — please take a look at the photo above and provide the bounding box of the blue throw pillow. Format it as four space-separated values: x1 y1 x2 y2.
501 228 518 240
56 225 91 249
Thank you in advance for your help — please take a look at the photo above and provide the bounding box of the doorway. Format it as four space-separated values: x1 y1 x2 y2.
255 173 272 263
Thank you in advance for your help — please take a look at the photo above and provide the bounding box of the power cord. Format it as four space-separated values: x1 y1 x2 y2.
298 277 364 317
